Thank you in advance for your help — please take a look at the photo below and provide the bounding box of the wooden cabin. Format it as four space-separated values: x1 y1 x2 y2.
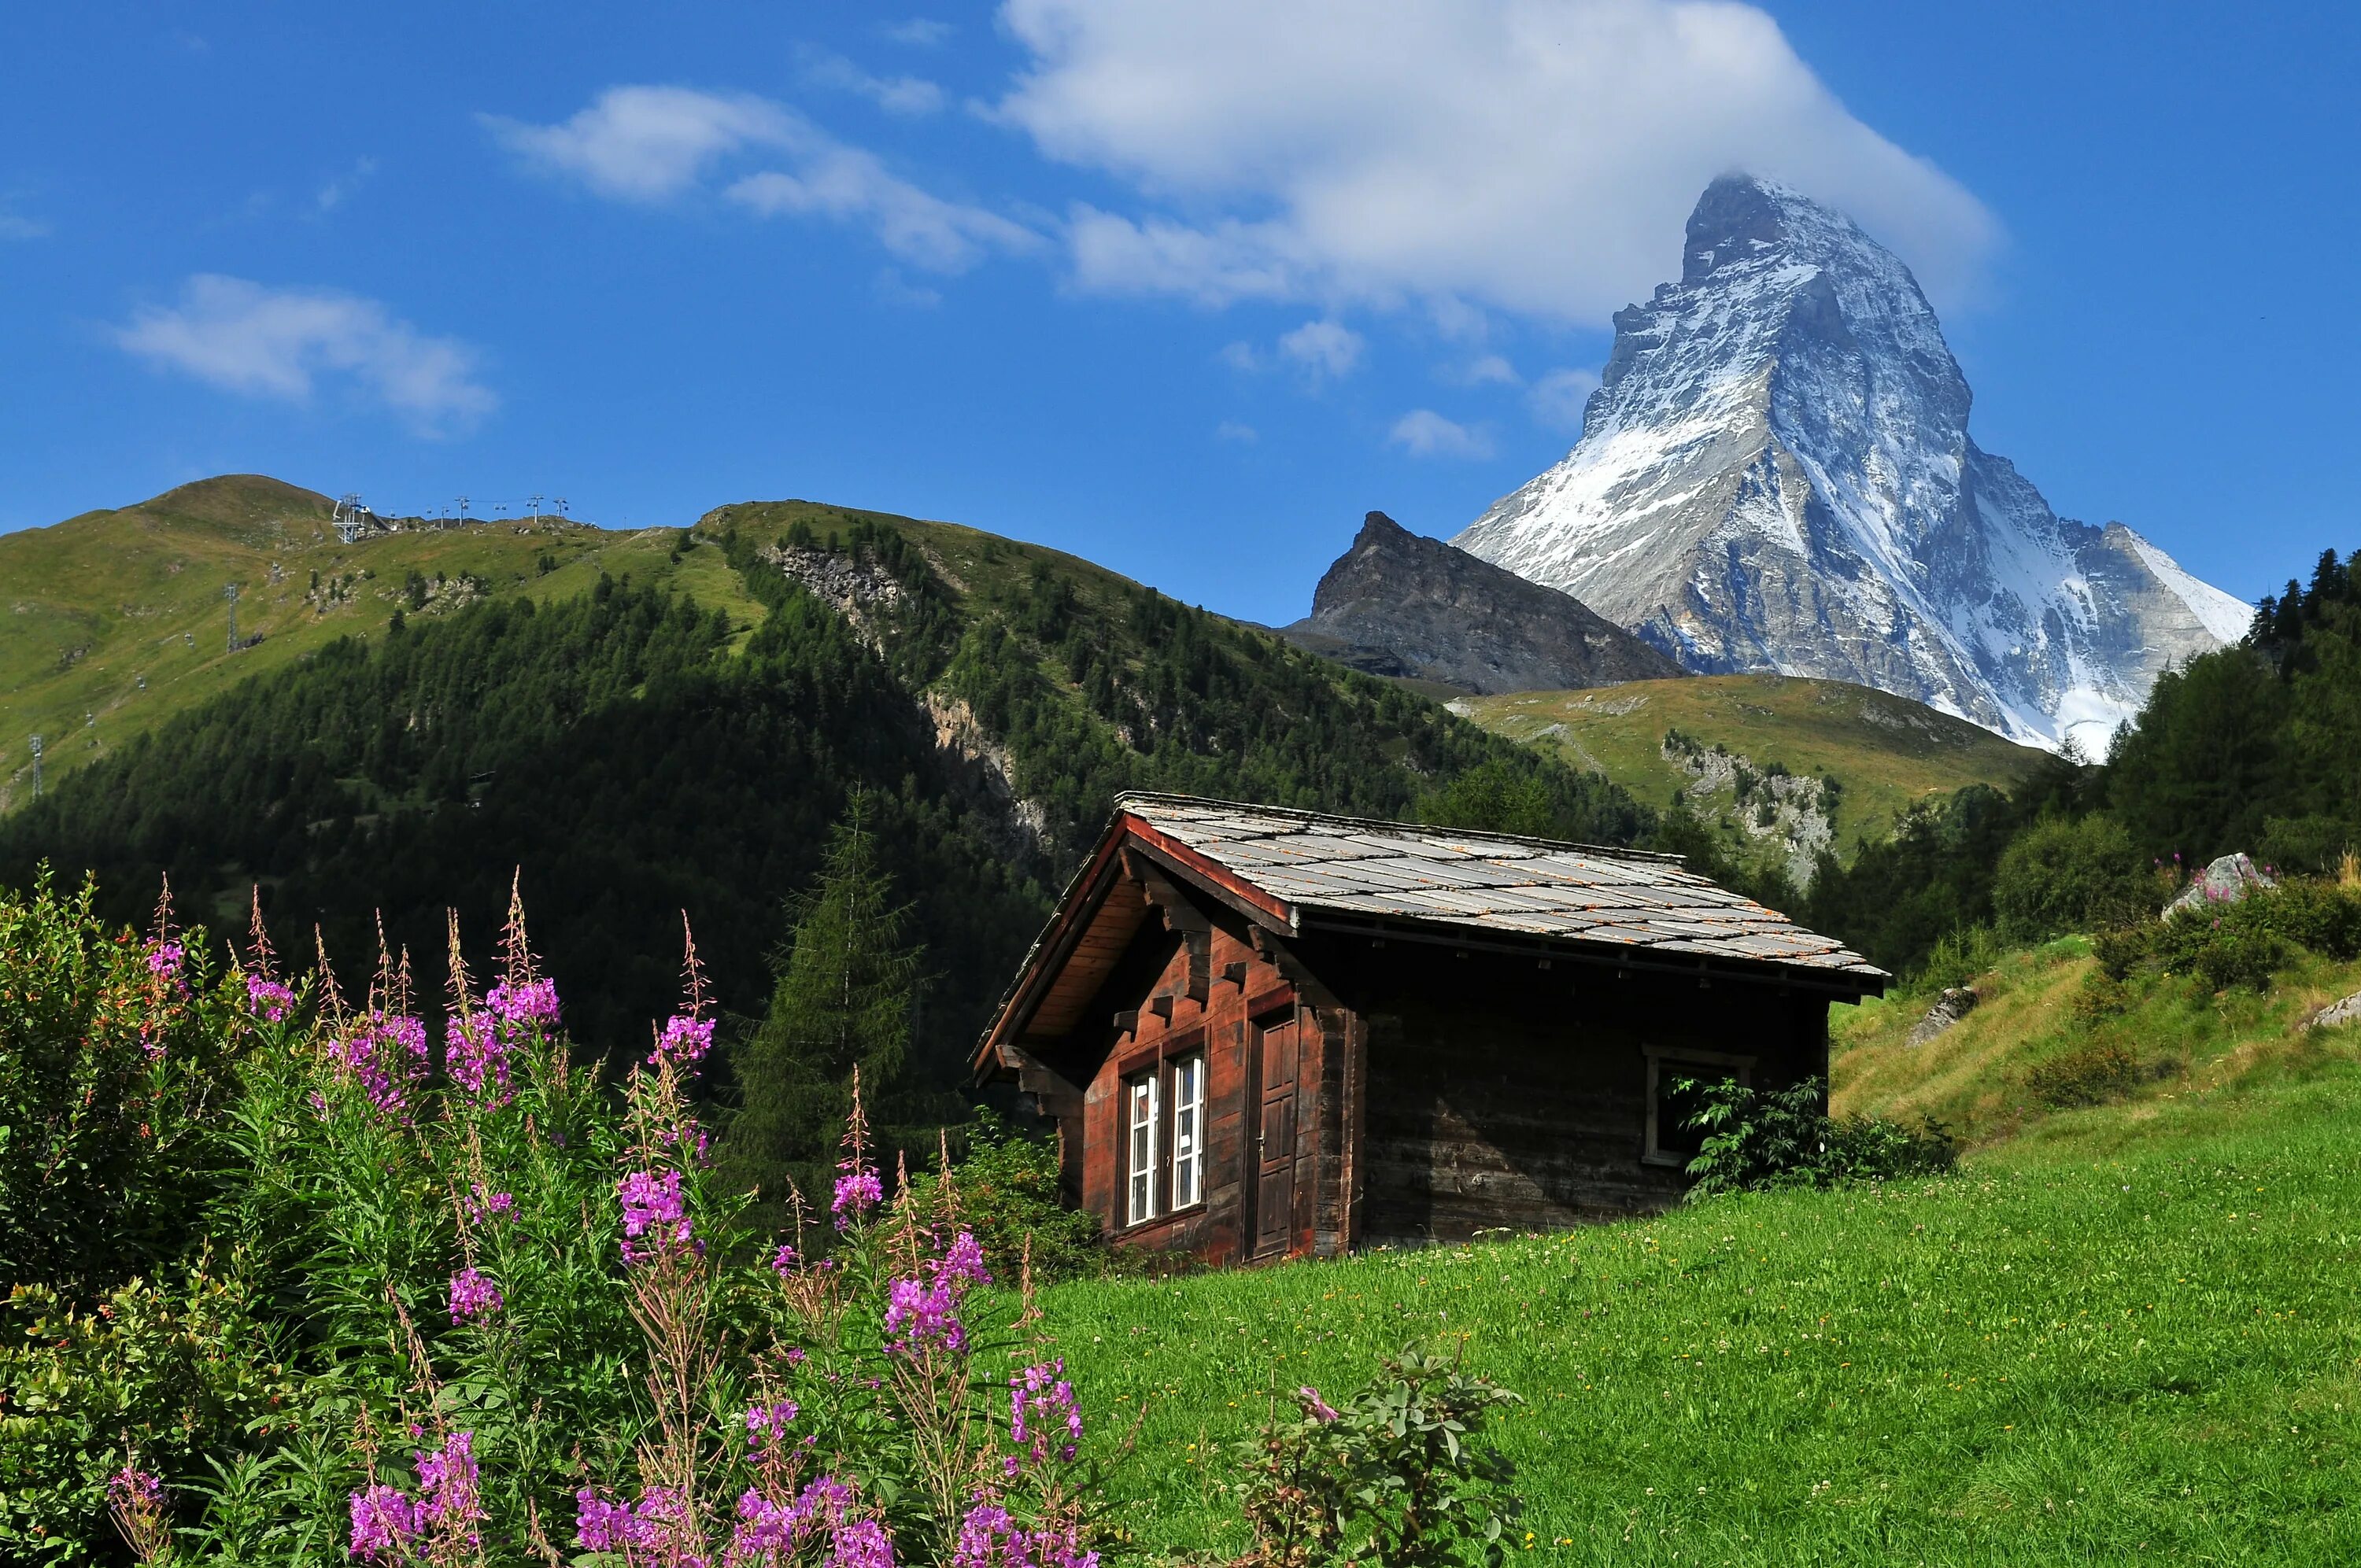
970 794 1887 1266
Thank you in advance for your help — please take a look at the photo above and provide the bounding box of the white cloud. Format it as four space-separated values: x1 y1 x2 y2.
0 208 47 240
1389 409 1493 459
316 157 378 212
1445 353 1520 387
1214 419 1258 443
490 86 1036 273
802 50 946 116
1277 318 1364 378
882 18 955 46
484 86 795 201
113 275 495 434
1217 341 1260 371
729 153 1036 273
874 269 944 308
996 0 1997 321
1528 366 1602 431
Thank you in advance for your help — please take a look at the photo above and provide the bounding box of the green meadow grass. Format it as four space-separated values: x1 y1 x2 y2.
1033 1028 2361 1563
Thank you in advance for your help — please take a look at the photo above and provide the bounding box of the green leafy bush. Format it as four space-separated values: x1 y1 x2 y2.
901 1110 1105 1284
1225 1345 1522 1568
1992 814 2151 942
1912 924 2003 994
0 872 246 1303
2094 880 2361 992
2024 1039 2148 1108
1680 1078 1956 1197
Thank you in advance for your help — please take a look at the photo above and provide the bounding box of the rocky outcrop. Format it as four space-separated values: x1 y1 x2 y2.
1906 987 1979 1047
1280 511 1683 695
1661 731 1833 887
2163 853 2274 920
2315 991 2361 1031
1454 175 2249 753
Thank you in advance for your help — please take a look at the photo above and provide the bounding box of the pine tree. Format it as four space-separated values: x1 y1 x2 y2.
721 790 958 1225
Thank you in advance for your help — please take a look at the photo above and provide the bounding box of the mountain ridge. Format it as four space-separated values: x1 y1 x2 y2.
1454 174 2249 753
1278 510 1684 695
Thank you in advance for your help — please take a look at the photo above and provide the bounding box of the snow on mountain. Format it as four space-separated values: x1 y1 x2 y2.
1454 175 2245 754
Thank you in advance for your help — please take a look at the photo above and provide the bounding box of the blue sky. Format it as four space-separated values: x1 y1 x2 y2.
2 1 2353 623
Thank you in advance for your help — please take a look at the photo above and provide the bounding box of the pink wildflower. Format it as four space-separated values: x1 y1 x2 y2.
1296 1386 1341 1424
348 1483 418 1562
617 1168 694 1263
745 1400 800 1452
449 1267 503 1323
831 1168 882 1230
244 974 295 1022
1008 1360 1084 1474
651 1013 716 1070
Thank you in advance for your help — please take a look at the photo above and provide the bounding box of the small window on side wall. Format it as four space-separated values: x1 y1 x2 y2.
1643 1046 1754 1168
1170 1052 1206 1210
1125 1072 1159 1225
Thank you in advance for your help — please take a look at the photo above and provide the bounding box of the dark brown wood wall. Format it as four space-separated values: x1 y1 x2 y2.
1300 935 1830 1244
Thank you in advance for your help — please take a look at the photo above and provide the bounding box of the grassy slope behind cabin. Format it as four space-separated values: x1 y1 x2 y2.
0 476 1643 1061
1036 941 2361 1563
1461 675 2048 875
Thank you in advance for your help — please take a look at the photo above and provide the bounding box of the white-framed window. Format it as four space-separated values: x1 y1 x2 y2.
1169 1053 1206 1210
1642 1045 1756 1168
1125 1072 1160 1225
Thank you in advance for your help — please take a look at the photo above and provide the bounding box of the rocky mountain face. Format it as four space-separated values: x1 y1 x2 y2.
1454 175 2249 752
1281 511 1684 694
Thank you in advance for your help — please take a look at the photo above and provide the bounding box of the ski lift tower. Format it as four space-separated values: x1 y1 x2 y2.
333 494 371 544
224 583 240 651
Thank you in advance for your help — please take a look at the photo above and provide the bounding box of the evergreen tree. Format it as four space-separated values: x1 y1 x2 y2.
721 791 959 1226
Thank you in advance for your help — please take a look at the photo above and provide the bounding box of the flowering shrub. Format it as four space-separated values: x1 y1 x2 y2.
1223 1347 1522 1568
9 879 1121 1566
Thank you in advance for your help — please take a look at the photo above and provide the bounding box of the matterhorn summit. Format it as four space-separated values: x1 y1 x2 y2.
1454 175 2248 751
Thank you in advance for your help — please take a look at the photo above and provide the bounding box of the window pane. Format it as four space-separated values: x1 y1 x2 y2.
1172 1053 1204 1209
1127 1075 1158 1223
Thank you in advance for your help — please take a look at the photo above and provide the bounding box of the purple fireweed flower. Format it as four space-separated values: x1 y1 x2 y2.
831 1168 882 1230
449 1267 503 1323
335 1011 429 1121
885 1275 967 1356
1295 1386 1341 1425
745 1400 800 1451
486 976 561 1031
770 1242 797 1280
651 1013 715 1070
348 1483 419 1562
729 1475 861 1565
577 1485 695 1558
445 1012 511 1103
109 1465 163 1511
462 1184 515 1229
829 1518 896 1568
617 1168 693 1263
245 974 295 1023
1008 1360 1083 1474
414 1431 484 1546
937 1230 989 1288
952 1501 1099 1568
144 939 184 980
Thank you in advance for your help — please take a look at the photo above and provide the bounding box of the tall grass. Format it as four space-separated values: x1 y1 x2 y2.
1037 1038 2361 1563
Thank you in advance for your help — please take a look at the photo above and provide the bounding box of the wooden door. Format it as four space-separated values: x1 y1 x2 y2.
1252 1010 1299 1256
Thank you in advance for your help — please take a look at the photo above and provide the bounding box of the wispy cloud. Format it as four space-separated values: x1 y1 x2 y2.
113 275 495 434
801 49 945 116
0 196 50 240
1443 353 1520 387
1528 367 1601 432
1388 409 1492 459
1277 319 1364 380
489 85 1036 273
997 0 1997 322
316 157 379 213
483 86 793 202
1214 419 1258 443
881 18 954 46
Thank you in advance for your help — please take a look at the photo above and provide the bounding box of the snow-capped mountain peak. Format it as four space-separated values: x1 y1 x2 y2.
1454 174 2245 753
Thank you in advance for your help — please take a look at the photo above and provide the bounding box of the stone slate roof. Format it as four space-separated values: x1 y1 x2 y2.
1120 792 1885 983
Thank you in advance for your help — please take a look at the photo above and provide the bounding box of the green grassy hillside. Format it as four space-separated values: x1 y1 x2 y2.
2 478 1644 1057
1458 674 2049 880
0 476 728 806
1035 950 2361 1562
